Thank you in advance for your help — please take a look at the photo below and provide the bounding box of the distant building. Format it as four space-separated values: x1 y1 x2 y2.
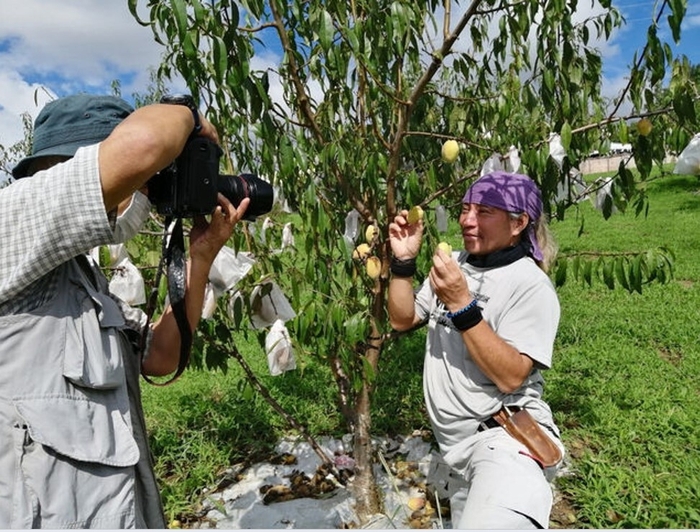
609 142 632 154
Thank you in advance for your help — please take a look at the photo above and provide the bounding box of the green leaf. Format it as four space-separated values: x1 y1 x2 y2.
561 122 572 151
615 257 629 291
602 257 615 289
170 0 188 40
318 9 334 51
555 259 567 287
212 36 228 84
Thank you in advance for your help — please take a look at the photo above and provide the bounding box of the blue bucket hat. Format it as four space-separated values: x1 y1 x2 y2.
12 94 134 178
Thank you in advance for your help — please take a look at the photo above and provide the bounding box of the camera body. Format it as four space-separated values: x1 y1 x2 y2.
147 136 273 221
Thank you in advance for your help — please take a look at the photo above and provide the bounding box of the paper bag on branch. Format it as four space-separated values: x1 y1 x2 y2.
265 319 296 376
480 153 504 176
109 255 146 306
201 283 217 320
208 247 256 297
674 133 700 175
250 282 296 329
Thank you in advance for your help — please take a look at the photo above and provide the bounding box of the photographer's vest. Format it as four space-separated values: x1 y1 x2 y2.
0 257 165 528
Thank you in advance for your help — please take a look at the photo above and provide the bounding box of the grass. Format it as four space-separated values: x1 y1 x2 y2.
545 170 700 528
143 169 700 528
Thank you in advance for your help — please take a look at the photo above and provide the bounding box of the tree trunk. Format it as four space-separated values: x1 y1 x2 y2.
351 381 382 524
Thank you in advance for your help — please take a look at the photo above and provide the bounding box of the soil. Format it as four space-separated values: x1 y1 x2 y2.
183 432 576 530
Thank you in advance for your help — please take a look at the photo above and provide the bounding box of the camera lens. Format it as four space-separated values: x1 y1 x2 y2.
218 173 274 221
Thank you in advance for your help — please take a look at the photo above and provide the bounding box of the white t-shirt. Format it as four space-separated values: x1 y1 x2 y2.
413 251 561 454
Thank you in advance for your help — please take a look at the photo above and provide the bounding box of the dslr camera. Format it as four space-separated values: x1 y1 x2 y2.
147 135 274 221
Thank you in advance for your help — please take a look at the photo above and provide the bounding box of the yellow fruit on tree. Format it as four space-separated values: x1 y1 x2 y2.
406 205 424 225
437 242 452 254
365 256 381 279
365 224 378 244
441 139 460 163
637 118 652 137
352 243 371 259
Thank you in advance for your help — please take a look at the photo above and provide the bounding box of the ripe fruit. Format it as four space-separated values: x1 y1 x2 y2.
352 243 371 260
365 224 379 244
637 118 652 137
408 497 426 511
169 520 182 529
406 206 424 225
365 256 381 279
437 242 452 254
441 139 460 163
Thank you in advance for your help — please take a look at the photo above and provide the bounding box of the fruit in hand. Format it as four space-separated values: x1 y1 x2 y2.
365 224 379 244
353 243 371 260
441 139 460 163
637 118 652 137
406 206 424 225
366 256 381 279
437 242 452 254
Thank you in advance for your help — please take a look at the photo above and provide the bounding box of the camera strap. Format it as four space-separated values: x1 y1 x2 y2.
140 216 192 386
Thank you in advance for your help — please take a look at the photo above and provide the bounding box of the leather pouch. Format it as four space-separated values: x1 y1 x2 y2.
493 407 563 468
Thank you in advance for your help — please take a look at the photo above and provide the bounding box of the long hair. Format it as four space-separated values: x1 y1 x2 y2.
510 212 558 273
532 215 558 273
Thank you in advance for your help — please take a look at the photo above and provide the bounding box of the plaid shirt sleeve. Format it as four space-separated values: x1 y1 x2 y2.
0 144 115 310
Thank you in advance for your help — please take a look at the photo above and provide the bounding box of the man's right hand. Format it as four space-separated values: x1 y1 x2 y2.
388 209 424 259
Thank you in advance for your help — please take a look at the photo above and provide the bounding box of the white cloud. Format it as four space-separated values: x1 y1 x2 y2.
0 0 164 151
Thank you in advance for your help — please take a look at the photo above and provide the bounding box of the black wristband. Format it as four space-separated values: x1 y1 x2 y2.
447 300 483 331
390 257 417 277
161 94 202 136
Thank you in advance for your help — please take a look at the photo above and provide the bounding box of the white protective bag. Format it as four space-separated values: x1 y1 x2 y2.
107 244 146 305
265 319 297 376
249 282 297 329
674 133 700 175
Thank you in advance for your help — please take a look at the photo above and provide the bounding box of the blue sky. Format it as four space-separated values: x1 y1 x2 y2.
0 0 698 165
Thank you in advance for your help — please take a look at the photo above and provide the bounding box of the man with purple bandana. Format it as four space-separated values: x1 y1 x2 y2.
388 171 564 529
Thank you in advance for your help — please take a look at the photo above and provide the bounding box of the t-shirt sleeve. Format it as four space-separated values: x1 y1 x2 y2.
494 278 560 369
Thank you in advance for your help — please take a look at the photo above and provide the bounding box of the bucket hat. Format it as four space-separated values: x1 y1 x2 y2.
12 94 134 178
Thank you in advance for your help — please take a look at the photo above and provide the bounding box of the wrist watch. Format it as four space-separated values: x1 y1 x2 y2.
160 94 202 135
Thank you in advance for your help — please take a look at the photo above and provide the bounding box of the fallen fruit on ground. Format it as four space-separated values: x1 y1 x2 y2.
441 139 460 163
407 206 424 225
366 256 381 279
407 497 426 511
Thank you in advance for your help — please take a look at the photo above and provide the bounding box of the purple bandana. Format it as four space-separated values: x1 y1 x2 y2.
462 170 544 261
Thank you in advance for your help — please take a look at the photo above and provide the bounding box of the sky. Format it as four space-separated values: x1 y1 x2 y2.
0 0 698 175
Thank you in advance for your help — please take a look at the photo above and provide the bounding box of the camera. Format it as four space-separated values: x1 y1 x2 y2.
147 136 274 221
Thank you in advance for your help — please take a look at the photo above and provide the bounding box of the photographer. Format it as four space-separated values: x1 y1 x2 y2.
0 94 249 528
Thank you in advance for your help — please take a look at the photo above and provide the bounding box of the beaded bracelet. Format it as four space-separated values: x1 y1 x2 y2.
390 257 417 277
446 299 483 331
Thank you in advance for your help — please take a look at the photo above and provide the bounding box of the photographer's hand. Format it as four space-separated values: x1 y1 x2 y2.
189 194 249 265
144 194 250 376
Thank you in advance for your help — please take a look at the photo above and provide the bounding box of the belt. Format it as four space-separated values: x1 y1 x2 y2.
477 405 521 432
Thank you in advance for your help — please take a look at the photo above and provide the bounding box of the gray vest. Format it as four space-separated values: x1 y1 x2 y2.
0 257 165 528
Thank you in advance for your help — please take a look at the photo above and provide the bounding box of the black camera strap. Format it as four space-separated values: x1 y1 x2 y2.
140 216 192 386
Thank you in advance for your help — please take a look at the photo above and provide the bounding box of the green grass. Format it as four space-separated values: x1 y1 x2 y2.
547 171 700 528
143 170 700 528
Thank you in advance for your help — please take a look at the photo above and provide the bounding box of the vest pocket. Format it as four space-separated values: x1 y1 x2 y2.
63 288 126 389
11 395 139 528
